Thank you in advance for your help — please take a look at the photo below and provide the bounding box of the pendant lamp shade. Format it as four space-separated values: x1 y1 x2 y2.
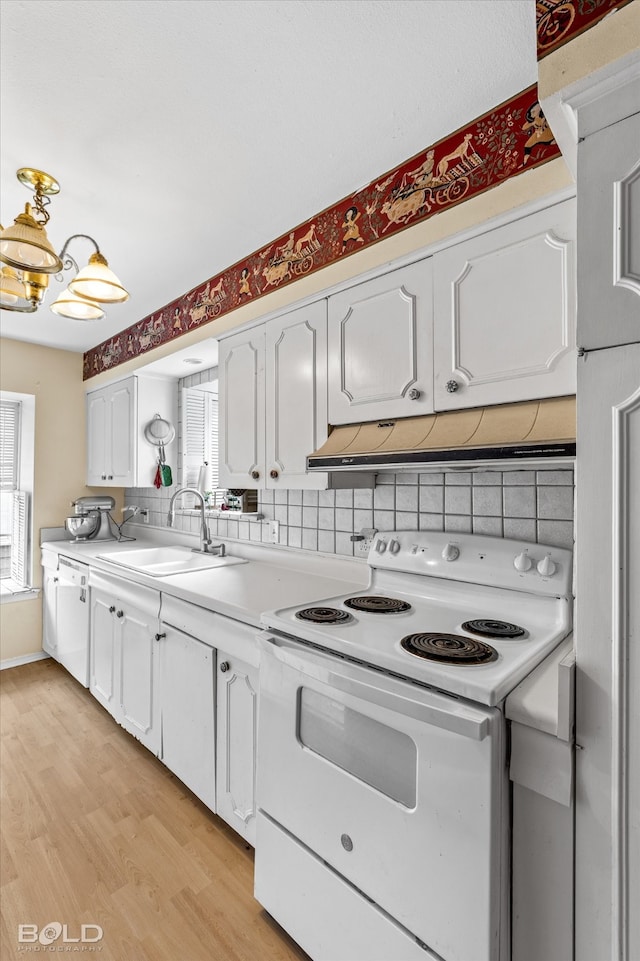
50 288 105 320
0 206 63 273
68 251 129 304
0 267 26 306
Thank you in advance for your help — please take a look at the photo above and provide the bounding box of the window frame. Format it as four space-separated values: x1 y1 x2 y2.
0 390 36 598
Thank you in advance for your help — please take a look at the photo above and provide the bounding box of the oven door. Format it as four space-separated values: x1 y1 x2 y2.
256 632 507 961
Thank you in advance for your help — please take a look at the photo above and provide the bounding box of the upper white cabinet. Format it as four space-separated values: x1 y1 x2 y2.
433 198 577 410
578 110 640 351
86 373 176 487
328 260 434 425
219 300 328 489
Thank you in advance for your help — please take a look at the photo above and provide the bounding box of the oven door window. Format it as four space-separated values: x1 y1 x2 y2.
297 686 417 807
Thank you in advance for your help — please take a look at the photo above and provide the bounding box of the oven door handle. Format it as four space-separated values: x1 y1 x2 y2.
260 634 491 741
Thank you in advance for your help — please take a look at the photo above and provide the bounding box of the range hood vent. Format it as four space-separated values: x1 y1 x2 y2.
307 397 576 471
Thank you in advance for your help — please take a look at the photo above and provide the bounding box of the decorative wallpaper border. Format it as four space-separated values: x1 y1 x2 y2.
536 0 636 59
84 83 560 380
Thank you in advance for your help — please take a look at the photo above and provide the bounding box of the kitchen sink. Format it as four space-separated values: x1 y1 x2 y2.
96 546 247 577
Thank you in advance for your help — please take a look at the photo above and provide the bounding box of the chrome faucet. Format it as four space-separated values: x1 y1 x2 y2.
166 488 225 556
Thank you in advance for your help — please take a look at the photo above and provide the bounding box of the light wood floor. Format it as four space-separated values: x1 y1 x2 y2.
0 659 310 961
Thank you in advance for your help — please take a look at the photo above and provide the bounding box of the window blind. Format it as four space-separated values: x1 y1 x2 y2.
11 491 29 586
0 401 20 490
181 388 220 491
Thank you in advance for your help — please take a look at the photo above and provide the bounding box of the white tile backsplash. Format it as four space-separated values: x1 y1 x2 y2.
125 467 575 555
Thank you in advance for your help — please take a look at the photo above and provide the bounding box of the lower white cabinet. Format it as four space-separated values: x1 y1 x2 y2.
87 576 259 844
159 595 259 845
89 571 161 755
158 623 216 811
216 648 259 845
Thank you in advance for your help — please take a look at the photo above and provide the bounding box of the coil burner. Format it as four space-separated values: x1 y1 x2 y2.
295 607 352 625
400 633 499 665
461 619 526 639
344 596 412 615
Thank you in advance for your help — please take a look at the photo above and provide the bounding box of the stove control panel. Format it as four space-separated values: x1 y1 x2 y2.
368 531 572 597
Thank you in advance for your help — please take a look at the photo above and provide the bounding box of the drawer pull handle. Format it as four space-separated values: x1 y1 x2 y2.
341 833 353 852
220 661 230 673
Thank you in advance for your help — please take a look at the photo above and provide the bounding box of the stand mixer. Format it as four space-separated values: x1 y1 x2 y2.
65 496 116 542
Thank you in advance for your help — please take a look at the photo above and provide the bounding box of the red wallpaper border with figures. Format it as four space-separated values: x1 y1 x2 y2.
83 83 560 380
536 0 636 59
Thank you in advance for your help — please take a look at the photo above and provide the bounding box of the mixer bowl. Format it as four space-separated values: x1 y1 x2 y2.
65 513 99 540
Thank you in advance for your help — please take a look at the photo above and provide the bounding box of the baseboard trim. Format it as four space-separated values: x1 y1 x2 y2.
0 651 50 671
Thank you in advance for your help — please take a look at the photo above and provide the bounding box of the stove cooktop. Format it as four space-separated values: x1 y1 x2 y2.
261 531 573 706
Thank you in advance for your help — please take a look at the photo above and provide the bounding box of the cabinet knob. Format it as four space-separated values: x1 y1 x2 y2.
101 474 107 480
109 605 116 613
107 474 113 480
53 576 59 583
446 379 460 393
269 469 279 479
408 388 421 400
250 470 260 480
220 661 230 673
154 632 166 642
116 610 124 618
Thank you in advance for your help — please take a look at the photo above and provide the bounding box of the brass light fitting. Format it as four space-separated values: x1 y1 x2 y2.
0 167 129 319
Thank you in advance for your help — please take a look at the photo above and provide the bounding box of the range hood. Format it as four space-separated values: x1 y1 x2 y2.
307 397 576 471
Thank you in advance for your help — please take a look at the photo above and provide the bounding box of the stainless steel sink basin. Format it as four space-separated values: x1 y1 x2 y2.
96 546 247 577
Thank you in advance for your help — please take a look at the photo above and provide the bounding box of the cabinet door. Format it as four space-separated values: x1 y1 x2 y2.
108 379 136 486
216 652 258 845
89 589 118 716
159 625 216 811
86 389 108 485
265 301 328 489
433 199 576 409
218 327 266 488
42 568 58 658
328 260 434 425
578 111 640 350
118 600 160 755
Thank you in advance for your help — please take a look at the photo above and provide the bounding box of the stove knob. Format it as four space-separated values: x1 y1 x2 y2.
537 555 557 577
389 539 401 555
375 539 387 553
514 552 533 572
442 543 460 562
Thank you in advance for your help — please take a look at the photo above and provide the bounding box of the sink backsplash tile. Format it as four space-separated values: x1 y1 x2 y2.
124 468 574 556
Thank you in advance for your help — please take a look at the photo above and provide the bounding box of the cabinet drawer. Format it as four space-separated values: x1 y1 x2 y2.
160 595 220 645
89 569 160 618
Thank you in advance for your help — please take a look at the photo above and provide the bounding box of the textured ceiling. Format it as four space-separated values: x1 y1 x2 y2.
0 0 537 352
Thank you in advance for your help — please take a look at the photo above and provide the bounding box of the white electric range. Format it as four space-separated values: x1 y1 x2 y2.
254 530 573 961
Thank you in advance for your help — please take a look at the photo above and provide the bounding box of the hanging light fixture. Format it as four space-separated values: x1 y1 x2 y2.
0 167 129 319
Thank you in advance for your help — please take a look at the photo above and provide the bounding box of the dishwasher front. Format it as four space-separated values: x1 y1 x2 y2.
56 556 90 687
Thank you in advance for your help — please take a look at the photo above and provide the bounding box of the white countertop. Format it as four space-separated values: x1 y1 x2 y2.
41 527 368 629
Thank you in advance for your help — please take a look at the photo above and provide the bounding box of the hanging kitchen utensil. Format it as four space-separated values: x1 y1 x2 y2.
144 413 175 447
